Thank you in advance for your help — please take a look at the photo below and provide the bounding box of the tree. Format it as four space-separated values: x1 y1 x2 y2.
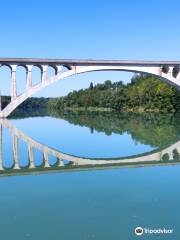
173 149 180 161
161 153 169 162
104 80 112 89
89 82 94 90
47 74 180 113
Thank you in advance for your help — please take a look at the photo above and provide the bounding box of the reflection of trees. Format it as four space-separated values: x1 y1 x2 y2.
173 149 180 161
161 153 170 162
49 111 180 148
10 108 180 148
161 149 180 162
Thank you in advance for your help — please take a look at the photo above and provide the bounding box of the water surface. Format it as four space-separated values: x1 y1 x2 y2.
0 111 179 239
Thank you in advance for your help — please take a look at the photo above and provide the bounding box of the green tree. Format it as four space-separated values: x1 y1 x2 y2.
89 82 94 90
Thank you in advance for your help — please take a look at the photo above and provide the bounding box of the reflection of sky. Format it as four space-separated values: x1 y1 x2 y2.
2 128 13 168
11 117 156 159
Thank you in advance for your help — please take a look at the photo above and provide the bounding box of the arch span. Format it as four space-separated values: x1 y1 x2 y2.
0 58 180 117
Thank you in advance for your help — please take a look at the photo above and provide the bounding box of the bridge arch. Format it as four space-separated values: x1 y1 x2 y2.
0 64 12 71
0 60 179 117
16 64 28 71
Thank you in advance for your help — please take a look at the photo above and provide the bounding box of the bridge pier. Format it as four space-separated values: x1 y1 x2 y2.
41 65 48 83
28 145 35 168
11 65 17 101
12 134 20 169
55 65 63 74
43 152 50 167
26 65 33 89
0 125 3 170
0 90 2 112
58 158 64 167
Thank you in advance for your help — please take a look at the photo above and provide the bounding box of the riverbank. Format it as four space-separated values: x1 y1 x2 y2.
49 106 176 113
48 75 180 113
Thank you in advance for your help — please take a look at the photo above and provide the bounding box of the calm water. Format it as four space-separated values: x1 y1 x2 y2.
0 111 180 239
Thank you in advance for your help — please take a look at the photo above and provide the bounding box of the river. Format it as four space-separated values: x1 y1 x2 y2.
0 110 179 239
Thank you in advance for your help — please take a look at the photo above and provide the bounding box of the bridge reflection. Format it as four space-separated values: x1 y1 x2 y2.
0 119 180 176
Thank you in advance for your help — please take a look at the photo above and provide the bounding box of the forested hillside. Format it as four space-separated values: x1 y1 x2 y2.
49 75 180 112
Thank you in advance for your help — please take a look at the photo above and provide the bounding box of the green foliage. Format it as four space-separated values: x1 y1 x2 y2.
2 96 51 111
161 153 170 162
1 96 11 109
173 149 180 161
9 106 180 149
47 111 180 148
89 82 94 90
48 74 180 112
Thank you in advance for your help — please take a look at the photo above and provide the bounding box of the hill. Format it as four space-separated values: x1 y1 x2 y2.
48 74 180 112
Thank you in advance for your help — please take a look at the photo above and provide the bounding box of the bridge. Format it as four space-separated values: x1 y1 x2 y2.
0 119 179 176
0 58 180 117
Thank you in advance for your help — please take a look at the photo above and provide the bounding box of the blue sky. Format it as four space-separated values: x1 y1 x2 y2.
0 0 180 97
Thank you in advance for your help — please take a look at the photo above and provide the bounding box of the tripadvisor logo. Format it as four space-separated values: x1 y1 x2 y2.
134 226 174 236
135 227 143 236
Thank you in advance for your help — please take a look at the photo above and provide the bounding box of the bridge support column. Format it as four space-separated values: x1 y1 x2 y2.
0 90 2 112
11 65 17 101
166 66 174 79
72 161 78 166
0 125 3 170
28 145 35 168
41 65 48 82
43 152 50 167
26 65 33 89
58 158 64 167
55 65 63 75
12 134 19 169
169 152 173 160
176 71 180 80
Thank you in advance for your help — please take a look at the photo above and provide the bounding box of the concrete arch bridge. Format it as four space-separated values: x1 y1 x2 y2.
0 58 180 117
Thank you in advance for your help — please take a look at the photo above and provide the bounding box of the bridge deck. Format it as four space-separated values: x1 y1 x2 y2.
0 58 180 66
